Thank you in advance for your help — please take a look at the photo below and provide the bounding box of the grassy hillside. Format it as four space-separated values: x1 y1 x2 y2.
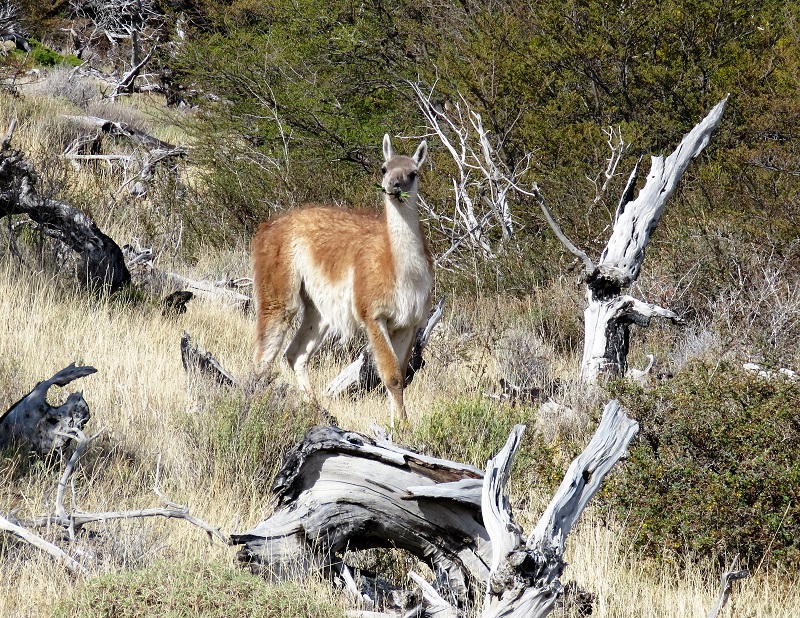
1 3 800 616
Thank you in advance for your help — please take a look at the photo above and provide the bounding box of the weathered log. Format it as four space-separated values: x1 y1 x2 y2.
181 331 239 388
64 115 187 154
0 122 131 290
532 98 728 382
233 425 490 603
64 114 188 197
326 297 444 397
481 401 638 618
706 555 749 618
0 363 96 456
234 401 638 618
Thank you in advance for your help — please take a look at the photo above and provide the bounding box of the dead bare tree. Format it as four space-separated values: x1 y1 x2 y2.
524 97 729 382
0 1 29 51
0 121 131 290
233 400 638 617
411 82 525 263
69 0 164 96
63 114 188 197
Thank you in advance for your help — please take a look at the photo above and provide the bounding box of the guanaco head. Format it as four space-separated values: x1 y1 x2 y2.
381 134 427 203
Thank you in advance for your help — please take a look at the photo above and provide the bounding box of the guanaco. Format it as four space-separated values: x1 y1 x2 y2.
252 134 432 425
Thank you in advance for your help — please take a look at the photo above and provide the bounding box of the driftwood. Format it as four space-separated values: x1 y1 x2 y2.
181 331 239 388
326 297 444 398
233 400 638 618
64 115 188 197
0 363 96 456
1 429 230 573
531 98 728 382
0 121 131 290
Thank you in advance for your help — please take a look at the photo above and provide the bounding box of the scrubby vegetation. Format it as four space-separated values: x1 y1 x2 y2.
55 561 346 618
609 363 800 567
0 0 799 617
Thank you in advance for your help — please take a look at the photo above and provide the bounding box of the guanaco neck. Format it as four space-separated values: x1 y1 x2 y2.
383 192 429 277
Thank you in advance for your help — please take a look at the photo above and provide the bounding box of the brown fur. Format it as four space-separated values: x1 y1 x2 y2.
251 136 431 424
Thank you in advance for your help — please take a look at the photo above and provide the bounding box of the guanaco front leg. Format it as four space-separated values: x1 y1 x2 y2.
390 326 416 389
364 317 406 427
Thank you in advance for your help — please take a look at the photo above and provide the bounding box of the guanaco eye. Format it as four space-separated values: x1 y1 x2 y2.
381 166 387 175
409 171 418 180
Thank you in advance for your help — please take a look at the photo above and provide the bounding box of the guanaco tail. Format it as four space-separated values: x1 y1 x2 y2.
252 134 432 425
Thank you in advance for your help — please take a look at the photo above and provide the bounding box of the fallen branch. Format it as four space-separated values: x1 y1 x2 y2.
0 122 131 290
233 400 638 618
0 514 87 575
3 429 231 571
0 363 96 455
181 331 240 388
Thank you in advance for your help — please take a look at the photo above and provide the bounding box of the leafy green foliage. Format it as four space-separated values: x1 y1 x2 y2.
183 387 329 495
166 0 800 298
607 362 800 567
16 39 81 67
55 561 345 618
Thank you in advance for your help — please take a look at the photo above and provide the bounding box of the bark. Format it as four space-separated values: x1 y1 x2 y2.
0 363 96 455
181 331 240 388
534 98 728 382
233 425 490 603
0 122 131 291
233 401 639 618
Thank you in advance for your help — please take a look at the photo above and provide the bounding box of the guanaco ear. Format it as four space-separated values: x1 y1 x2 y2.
382 133 393 161
412 140 427 166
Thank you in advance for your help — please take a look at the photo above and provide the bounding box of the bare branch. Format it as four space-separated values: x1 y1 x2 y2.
0 514 87 575
408 571 458 618
599 96 729 286
516 182 594 274
707 555 750 618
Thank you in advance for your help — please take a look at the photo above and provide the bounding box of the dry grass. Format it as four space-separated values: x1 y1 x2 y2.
2 84 800 618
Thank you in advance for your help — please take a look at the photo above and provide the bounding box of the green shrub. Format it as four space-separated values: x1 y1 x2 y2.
54 561 345 618
15 40 81 67
606 362 800 567
184 387 330 495
408 396 573 495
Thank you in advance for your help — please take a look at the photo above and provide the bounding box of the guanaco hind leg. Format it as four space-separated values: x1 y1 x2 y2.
284 300 330 394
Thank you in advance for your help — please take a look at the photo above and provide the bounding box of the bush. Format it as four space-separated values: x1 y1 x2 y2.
55 561 345 618
15 39 81 67
606 362 800 567
183 386 331 496
408 396 577 496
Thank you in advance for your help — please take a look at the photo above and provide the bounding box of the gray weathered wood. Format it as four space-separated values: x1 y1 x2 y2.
233 425 490 603
0 122 131 290
706 555 749 618
578 98 727 381
481 400 638 618
181 331 240 388
532 99 727 382
234 401 638 618
0 363 96 455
